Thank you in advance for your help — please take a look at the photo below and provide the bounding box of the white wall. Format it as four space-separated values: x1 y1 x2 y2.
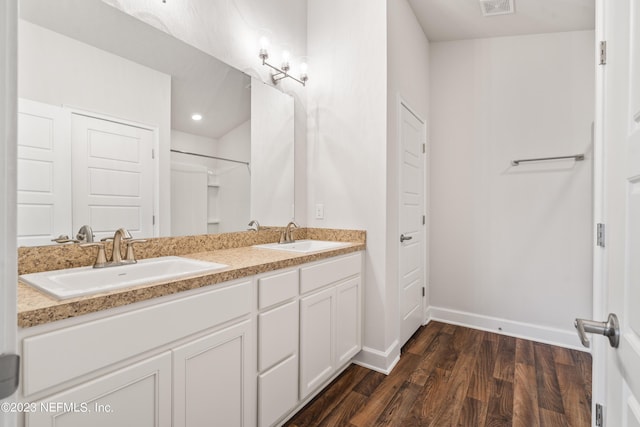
307 0 392 370
18 21 172 235
171 129 218 168
387 0 430 351
105 0 308 224
429 31 594 348
251 80 294 226
218 120 251 232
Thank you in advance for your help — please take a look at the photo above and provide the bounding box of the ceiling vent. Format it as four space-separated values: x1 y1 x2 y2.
479 0 515 16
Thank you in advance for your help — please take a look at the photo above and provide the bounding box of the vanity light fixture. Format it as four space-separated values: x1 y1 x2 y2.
258 37 308 87
191 114 202 121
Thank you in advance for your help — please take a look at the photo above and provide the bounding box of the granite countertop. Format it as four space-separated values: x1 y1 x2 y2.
18 241 365 328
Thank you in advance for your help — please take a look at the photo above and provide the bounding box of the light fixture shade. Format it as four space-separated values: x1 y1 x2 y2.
259 37 269 60
281 50 291 72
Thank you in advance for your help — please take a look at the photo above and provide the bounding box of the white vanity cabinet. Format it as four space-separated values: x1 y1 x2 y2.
299 253 362 400
299 286 336 398
173 320 253 427
18 250 363 427
27 351 172 427
19 279 254 427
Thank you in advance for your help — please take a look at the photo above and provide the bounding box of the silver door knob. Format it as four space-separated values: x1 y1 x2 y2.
574 313 620 348
400 234 413 243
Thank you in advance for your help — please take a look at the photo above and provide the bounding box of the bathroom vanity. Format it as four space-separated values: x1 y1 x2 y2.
16 231 365 427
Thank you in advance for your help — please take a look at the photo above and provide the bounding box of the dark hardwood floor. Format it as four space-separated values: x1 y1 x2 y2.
285 321 592 427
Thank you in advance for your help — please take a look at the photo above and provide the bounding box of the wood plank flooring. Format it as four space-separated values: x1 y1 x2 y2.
285 322 592 427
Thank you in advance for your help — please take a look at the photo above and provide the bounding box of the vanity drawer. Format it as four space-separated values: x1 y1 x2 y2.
22 280 252 396
258 300 298 372
258 355 298 427
300 252 362 294
258 269 298 310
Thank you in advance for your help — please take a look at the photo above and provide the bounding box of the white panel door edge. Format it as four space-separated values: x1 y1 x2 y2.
1 1 18 425
398 98 426 347
599 0 640 425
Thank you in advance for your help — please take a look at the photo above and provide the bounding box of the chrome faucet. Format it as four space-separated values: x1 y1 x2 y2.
280 221 299 244
111 228 132 264
82 228 146 268
247 220 261 232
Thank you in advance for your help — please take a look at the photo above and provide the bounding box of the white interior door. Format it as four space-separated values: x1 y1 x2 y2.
399 101 426 346
71 114 155 240
1 0 18 422
601 0 640 425
17 99 71 246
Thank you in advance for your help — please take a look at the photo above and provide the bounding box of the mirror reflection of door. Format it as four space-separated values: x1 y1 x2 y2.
17 99 71 246
71 114 155 242
17 101 156 246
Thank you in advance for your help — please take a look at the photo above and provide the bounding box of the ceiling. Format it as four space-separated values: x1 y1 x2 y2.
407 0 595 42
19 0 250 140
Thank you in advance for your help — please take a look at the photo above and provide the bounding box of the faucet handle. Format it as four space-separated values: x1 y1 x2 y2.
51 235 80 244
124 239 147 262
76 225 94 243
80 242 107 268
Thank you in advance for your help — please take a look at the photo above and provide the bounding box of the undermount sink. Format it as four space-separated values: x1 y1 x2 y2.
19 256 228 300
253 240 350 253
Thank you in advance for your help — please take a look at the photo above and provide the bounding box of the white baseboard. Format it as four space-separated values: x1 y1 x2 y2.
427 306 589 352
352 340 401 374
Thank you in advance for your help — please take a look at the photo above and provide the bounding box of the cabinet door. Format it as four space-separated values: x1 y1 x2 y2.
336 277 361 366
172 320 254 427
299 287 335 399
27 352 171 427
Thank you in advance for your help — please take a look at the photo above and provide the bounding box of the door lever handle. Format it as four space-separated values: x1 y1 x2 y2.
400 234 413 243
574 313 620 348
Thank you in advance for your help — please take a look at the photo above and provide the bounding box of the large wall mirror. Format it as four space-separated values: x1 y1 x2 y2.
17 0 294 246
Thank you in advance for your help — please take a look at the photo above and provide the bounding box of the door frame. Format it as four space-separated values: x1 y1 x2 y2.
1 0 18 421
397 95 428 343
66 106 161 238
592 0 609 422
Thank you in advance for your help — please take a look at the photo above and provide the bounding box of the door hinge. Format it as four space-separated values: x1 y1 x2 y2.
422 287 425 297
0 354 20 400
422 143 426 154
422 215 426 225
595 403 603 426
152 149 155 159
597 223 605 247
152 215 156 226
599 41 607 65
